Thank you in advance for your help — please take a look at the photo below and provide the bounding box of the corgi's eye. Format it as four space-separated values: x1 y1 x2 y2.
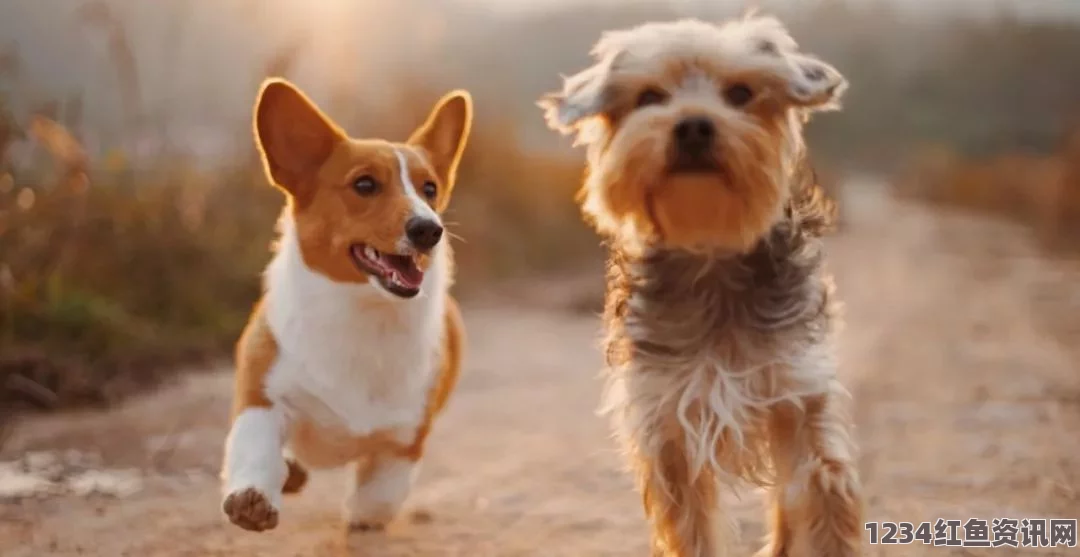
353 175 378 196
422 181 437 200
723 83 755 107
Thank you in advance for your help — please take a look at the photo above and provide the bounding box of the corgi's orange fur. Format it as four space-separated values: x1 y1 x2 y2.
220 78 472 533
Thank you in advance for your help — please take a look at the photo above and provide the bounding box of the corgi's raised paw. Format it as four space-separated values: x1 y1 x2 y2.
223 487 279 532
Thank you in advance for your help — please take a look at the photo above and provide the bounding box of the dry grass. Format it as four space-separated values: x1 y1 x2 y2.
4 0 1079 424
0 88 592 416
0 3 593 418
896 125 1080 250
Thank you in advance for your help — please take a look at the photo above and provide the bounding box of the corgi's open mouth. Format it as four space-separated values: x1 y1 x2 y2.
349 244 424 298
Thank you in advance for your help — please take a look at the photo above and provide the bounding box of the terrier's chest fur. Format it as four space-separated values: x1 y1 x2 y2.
599 174 841 480
603 235 838 372
603 171 839 372
262 218 449 440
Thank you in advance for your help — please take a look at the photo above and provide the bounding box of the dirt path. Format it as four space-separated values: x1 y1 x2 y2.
2 182 1078 556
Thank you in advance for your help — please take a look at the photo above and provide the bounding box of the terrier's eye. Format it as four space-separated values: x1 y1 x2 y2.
635 88 668 108
422 180 437 200
723 83 755 108
353 175 378 196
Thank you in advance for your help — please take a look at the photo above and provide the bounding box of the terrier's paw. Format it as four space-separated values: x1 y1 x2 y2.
223 487 279 532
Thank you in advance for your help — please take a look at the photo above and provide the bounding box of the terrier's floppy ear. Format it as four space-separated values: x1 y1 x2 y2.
538 62 613 135
408 89 473 196
537 36 627 136
782 53 847 111
253 78 346 204
735 15 847 111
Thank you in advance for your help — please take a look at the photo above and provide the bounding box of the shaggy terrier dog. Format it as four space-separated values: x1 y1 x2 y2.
539 14 863 557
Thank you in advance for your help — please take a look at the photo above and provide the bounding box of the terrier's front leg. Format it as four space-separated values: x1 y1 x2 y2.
221 406 289 532
759 382 863 557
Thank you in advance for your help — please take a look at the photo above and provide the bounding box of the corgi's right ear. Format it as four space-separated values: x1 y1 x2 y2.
253 78 345 204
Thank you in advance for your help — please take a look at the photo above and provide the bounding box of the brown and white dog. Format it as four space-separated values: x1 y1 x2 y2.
220 79 471 533
539 14 863 557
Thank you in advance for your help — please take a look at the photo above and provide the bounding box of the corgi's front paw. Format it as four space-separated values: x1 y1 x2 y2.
344 497 400 532
343 457 417 532
223 487 279 532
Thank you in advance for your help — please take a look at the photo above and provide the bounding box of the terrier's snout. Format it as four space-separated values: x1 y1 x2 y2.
405 217 443 251
673 116 715 154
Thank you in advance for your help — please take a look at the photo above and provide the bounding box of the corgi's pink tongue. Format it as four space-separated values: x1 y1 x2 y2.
382 254 424 288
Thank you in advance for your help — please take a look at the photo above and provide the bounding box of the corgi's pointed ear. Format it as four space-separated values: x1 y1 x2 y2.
253 78 345 203
408 90 472 193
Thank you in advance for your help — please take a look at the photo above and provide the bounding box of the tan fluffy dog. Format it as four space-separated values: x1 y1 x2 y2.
539 15 863 557
220 79 471 533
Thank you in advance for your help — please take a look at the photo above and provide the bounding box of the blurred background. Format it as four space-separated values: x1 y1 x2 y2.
1 0 1079 554
2 0 1078 412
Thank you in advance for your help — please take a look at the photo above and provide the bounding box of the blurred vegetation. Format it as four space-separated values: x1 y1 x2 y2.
0 1 590 413
0 116 280 410
0 0 1078 414
897 126 1080 251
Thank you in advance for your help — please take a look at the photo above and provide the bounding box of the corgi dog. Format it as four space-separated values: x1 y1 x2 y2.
220 78 472 533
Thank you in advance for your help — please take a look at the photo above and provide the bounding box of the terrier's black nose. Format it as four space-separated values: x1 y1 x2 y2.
406 217 443 251
673 116 715 153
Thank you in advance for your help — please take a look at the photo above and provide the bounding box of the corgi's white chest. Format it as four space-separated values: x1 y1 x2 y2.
261 218 448 439
264 307 439 438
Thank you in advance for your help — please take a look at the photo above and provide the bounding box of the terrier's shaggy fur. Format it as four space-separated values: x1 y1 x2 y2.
539 14 863 557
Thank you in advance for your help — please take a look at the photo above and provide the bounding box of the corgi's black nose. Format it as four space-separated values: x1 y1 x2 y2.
406 217 443 251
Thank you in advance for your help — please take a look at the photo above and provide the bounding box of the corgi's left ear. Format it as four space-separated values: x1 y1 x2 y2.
408 90 473 193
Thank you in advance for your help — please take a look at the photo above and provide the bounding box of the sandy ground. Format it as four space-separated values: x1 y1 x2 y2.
2 181 1079 556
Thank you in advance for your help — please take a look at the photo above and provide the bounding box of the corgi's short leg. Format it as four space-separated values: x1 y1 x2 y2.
342 296 464 531
342 297 463 530
282 447 309 494
221 305 288 532
222 406 289 532
344 454 419 531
